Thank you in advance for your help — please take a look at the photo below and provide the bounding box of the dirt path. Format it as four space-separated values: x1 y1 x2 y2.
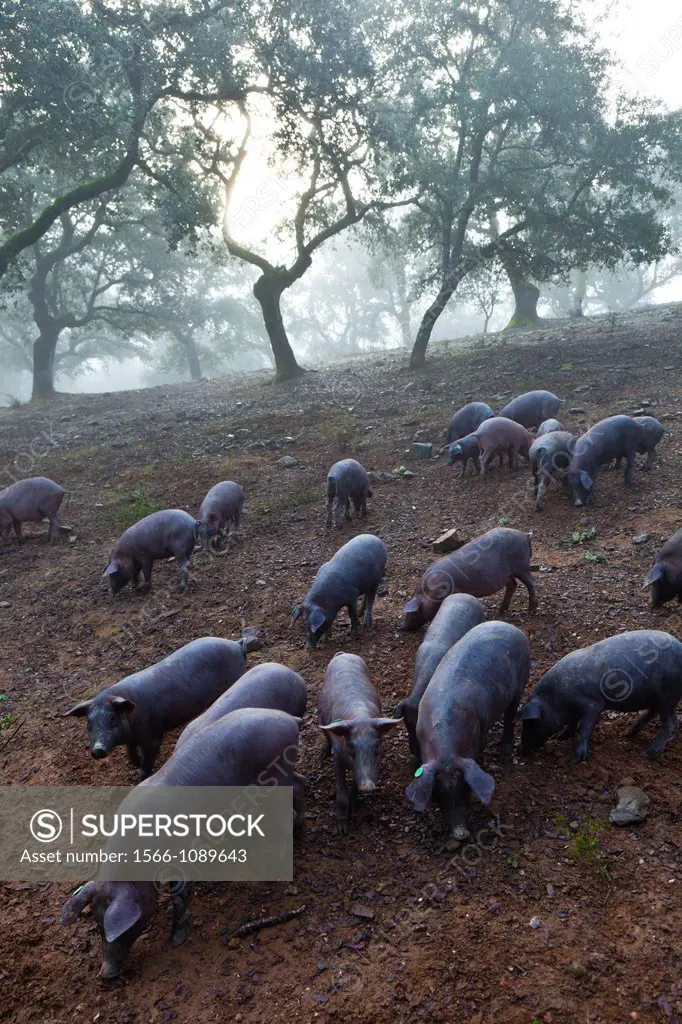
1 306 682 1023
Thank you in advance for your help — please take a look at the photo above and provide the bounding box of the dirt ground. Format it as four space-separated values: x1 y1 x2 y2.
1 306 682 1024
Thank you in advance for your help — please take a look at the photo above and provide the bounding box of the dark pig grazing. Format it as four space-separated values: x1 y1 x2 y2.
566 415 642 506
325 459 372 528
395 594 485 759
529 431 575 511
292 533 388 648
473 417 535 474
499 390 564 429
318 652 399 833
537 418 563 436
406 622 530 840
198 480 244 550
403 527 537 630
176 662 307 749
643 528 682 607
445 402 495 444
64 636 249 777
447 434 481 475
519 630 682 762
0 476 65 543
61 880 186 982
104 509 200 594
62 708 303 979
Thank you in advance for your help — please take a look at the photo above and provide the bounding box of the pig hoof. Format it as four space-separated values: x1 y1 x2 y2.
450 825 470 843
645 746 663 760
335 818 350 836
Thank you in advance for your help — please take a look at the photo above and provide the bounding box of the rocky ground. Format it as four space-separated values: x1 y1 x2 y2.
1 304 682 1024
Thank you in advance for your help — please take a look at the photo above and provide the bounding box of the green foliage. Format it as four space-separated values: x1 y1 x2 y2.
506 851 520 868
567 818 612 882
0 695 16 735
554 811 570 836
571 527 597 543
585 551 606 564
106 488 162 531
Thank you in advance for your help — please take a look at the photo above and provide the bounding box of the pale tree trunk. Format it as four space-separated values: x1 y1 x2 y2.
570 269 587 318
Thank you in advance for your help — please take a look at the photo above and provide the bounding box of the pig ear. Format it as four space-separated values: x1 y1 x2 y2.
110 696 135 714
372 717 403 733
643 563 665 588
319 720 352 737
63 699 94 718
579 470 593 491
405 763 436 812
517 700 543 722
103 560 120 577
403 598 421 614
60 882 96 924
290 605 302 626
456 757 495 805
103 891 143 943
308 607 327 632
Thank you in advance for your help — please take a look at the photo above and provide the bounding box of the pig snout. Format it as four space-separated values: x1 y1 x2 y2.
91 742 109 759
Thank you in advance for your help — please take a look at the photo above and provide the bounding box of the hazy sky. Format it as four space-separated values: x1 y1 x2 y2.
603 0 682 107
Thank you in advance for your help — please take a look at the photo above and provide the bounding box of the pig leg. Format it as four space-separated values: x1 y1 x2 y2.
139 561 153 592
131 563 142 591
47 511 62 542
535 476 548 511
500 699 519 758
516 572 538 614
557 718 579 740
325 494 334 529
498 578 517 614
344 499 352 523
332 749 351 834
347 600 360 636
646 709 679 759
641 448 656 471
361 586 378 629
479 450 491 476
623 447 636 486
170 883 192 947
572 704 602 763
127 743 142 769
177 558 191 591
509 446 518 471
625 709 655 738
13 519 23 544
140 739 162 779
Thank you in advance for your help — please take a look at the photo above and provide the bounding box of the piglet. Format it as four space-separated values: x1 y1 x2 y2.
318 652 399 833
395 594 485 759
62 707 304 979
643 528 682 607
447 435 504 476
519 630 682 762
445 402 495 444
176 662 307 749
292 533 388 648
64 636 249 777
529 430 575 511
499 390 564 429
403 527 536 629
198 480 244 550
473 417 534 474
0 476 65 543
406 621 530 840
566 415 642 506
104 509 200 594
537 418 563 436
325 459 372 528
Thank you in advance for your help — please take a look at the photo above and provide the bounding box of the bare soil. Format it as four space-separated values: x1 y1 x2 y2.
2 306 682 1024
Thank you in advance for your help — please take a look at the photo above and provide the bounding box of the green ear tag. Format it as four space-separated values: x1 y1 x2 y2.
414 766 424 777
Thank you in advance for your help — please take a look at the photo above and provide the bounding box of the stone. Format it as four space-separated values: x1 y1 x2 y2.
432 528 468 554
0 601 10 608
350 904 375 920
632 534 649 545
640 400 652 407
529 916 541 929
609 786 650 826
411 442 433 459
278 456 298 468
567 962 586 979
368 471 397 484
569 407 586 414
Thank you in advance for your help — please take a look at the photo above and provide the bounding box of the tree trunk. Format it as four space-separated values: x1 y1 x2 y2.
570 269 587 318
31 325 60 400
171 327 202 381
253 275 304 382
410 277 458 368
505 274 541 328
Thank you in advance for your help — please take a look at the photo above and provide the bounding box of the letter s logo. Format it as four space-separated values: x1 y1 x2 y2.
30 809 63 843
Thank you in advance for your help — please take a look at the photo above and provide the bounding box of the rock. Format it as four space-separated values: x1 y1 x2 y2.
0 601 10 608
569 407 586 414
402 470 416 478
350 904 375 920
529 916 541 929
574 384 592 392
632 534 649 545
609 786 650 826
567 962 586 979
432 528 468 554
255 579 267 587
640 400 652 407
240 626 263 651
235 428 251 438
284 436 296 443
632 408 646 417
278 456 298 468
411 442 433 460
